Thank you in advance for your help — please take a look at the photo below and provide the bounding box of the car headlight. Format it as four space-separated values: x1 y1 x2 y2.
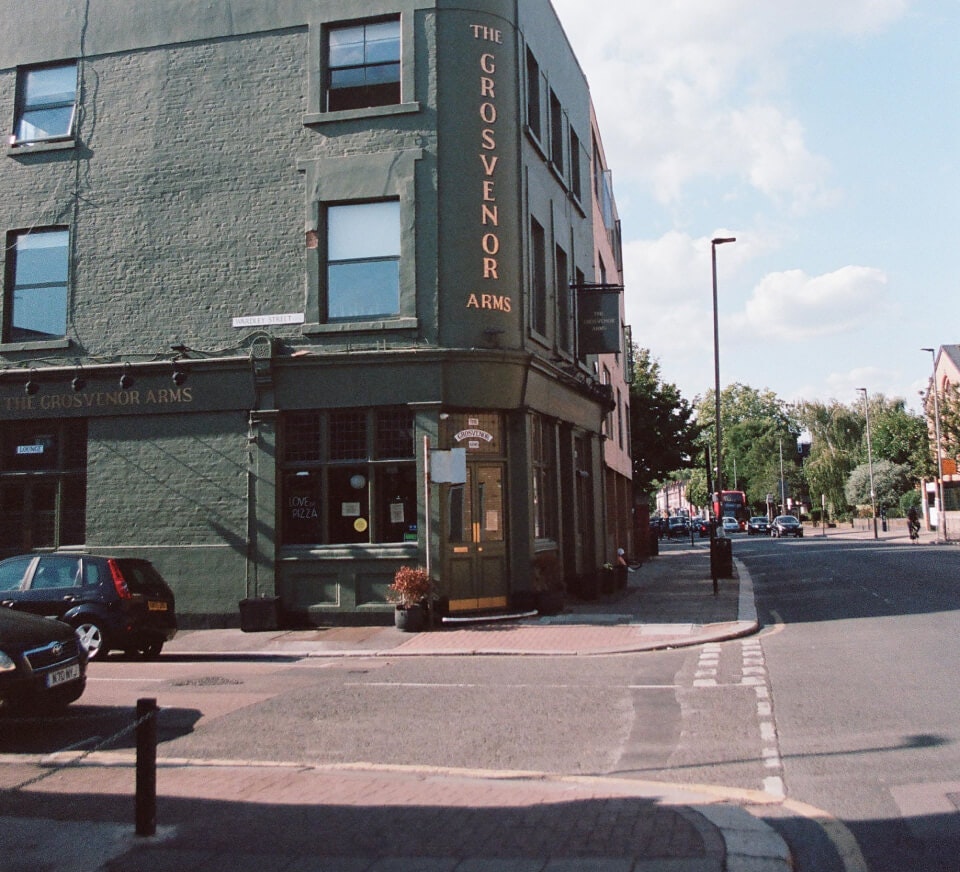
0 651 16 672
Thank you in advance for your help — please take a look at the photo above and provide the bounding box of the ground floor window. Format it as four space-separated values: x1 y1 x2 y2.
0 419 86 554
531 414 557 540
281 407 416 545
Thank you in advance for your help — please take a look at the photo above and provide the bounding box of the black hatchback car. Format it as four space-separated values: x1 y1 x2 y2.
0 607 87 712
0 554 177 660
770 515 804 538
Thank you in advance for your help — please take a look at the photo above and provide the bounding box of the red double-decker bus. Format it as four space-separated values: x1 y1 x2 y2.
714 490 749 528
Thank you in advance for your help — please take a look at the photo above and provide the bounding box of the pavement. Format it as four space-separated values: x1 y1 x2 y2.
0 536 882 872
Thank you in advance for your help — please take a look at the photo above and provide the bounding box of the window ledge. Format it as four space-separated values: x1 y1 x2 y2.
568 189 586 217
6 137 77 157
304 102 421 126
0 338 71 352
302 317 418 335
524 125 548 161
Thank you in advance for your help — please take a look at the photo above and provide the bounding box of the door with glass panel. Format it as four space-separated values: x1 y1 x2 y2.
443 462 508 611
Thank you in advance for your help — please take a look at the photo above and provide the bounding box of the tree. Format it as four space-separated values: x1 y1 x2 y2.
844 459 914 512
867 395 932 480
685 467 709 508
926 380 960 465
694 383 801 511
628 347 701 494
797 400 862 517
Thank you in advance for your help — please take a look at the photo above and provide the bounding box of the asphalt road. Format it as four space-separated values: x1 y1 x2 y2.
736 533 960 872
4 533 957 871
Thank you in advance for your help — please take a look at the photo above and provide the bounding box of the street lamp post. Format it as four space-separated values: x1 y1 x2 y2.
711 236 735 536
857 387 879 539
922 347 947 543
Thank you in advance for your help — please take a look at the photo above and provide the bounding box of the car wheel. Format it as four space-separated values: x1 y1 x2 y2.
138 641 164 660
74 620 109 660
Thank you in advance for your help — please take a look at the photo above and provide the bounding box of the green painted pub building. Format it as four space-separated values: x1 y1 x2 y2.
0 0 633 625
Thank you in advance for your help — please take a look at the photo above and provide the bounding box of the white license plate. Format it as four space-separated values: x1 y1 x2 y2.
46 663 81 688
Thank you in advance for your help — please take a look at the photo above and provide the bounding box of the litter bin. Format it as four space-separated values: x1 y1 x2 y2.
648 530 659 556
710 537 733 579
239 596 282 632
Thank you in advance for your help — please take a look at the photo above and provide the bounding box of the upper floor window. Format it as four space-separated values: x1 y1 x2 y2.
530 217 547 337
327 18 401 112
327 200 400 320
569 128 583 201
526 49 542 140
549 90 563 171
555 244 571 353
4 229 69 342
13 62 77 144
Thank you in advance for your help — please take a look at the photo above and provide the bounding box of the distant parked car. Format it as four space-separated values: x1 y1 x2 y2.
770 516 804 538
0 554 177 660
0 608 87 712
721 517 741 534
666 518 690 539
747 516 769 535
650 517 668 539
693 518 710 538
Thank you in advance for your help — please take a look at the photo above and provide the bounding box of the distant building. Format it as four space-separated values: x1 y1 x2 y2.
656 481 689 518
0 0 633 624
923 345 960 533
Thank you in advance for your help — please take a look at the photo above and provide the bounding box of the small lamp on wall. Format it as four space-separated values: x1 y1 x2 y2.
119 364 134 390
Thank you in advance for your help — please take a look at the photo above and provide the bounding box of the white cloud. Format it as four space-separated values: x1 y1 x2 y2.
550 0 908 209
741 266 889 341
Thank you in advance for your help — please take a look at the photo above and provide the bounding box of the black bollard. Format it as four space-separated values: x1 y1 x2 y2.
135 697 157 836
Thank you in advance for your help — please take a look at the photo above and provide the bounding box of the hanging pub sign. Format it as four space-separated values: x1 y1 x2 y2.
577 285 623 354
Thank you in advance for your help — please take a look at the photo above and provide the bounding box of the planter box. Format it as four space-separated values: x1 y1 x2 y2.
239 596 281 632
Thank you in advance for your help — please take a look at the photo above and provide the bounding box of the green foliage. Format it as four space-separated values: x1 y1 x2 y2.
628 346 701 493
684 467 709 507
844 460 913 510
928 381 960 463
695 383 801 511
796 400 862 514
866 395 932 480
899 489 921 515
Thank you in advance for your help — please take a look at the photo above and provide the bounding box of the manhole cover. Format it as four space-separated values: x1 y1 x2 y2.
170 676 243 687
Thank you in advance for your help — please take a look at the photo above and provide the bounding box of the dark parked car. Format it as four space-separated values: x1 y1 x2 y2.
0 554 177 660
747 516 769 535
666 517 690 538
0 608 87 712
770 515 804 538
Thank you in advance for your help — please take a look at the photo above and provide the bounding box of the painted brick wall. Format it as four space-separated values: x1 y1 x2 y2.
86 411 250 619
69 30 310 356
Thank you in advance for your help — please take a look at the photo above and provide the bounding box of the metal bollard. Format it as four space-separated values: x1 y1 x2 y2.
135 697 157 836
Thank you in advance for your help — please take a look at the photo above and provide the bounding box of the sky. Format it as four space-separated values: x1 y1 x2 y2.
550 0 958 413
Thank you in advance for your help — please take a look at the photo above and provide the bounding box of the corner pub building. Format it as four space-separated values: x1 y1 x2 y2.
0 0 633 626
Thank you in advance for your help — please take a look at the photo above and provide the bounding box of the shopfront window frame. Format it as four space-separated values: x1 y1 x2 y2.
0 418 87 555
280 408 417 547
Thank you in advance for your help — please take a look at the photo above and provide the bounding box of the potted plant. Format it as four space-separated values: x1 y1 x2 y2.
600 562 616 595
532 551 565 615
388 565 433 632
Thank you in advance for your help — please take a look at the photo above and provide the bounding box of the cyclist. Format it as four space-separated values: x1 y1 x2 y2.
907 506 920 541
